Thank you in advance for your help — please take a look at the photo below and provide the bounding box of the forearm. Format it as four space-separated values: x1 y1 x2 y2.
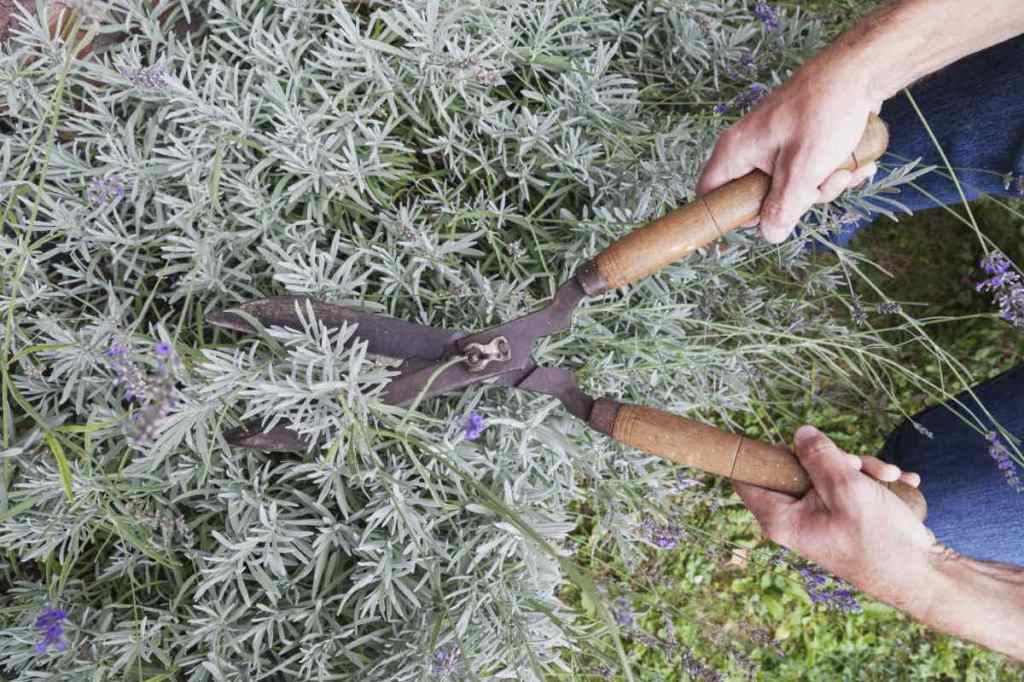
898 547 1024 661
814 0 1024 101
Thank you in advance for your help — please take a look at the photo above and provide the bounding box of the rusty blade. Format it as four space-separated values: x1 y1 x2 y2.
207 296 461 361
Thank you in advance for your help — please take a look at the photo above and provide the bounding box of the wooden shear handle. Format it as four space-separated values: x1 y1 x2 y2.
589 398 927 521
580 114 889 294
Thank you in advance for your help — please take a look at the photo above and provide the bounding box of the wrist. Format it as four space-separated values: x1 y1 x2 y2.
789 42 882 114
808 39 887 106
918 545 1024 660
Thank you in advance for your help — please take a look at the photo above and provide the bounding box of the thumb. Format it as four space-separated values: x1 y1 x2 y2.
758 148 821 244
791 425 860 507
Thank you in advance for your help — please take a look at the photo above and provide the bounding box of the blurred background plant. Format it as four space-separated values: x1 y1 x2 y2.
0 0 1021 680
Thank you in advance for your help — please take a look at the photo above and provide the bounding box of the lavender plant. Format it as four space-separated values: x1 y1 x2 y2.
0 1 1019 680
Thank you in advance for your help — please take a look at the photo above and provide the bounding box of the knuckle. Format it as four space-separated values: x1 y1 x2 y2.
759 197 788 224
720 125 744 148
832 478 869 512
801 437 835 462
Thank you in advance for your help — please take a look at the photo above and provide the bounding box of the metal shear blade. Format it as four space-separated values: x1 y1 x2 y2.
207 296 463 362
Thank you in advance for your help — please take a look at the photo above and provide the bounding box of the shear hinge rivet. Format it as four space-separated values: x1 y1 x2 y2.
463 336 511 372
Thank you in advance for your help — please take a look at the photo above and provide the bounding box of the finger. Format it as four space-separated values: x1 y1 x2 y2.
816 169 853 204
734 481 796 518
791 425 859 505
857 455 902 482
733 481 796 544
696 127 757 198
850 161 877 187
900 470 921 488
758 148 822 243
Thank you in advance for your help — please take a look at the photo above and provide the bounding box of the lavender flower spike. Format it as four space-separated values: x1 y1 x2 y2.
86 176 126 206
976 251 1024 328
986 432 1024 493
754 2 781 31
431 643 463 679
463 412 485 441
34 606 68 653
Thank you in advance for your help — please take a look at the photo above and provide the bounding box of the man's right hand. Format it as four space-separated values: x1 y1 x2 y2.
696 55 882 243
736 425 1024 662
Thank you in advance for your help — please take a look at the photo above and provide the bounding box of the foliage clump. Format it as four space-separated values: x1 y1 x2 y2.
0 1 1012 679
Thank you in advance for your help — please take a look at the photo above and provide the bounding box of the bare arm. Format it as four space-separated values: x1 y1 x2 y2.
737 426 1024 661
842 0 1024 101
697 0 1024 242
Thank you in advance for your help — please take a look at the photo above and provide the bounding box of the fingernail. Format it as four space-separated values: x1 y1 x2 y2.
794 425 819 447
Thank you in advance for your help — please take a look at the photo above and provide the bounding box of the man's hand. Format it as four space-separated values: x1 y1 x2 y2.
697 0 1024 244
696 60 881 244
736 425 934 609
737 425 1024 661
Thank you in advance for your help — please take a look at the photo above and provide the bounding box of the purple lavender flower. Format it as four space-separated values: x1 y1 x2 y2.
673 473 701 492
105 340 128 358
797 564 861 612
986 432 1024 493
714 84 767 115
976 252 1024 328
612 596 635 630
86 176 126 206
106 338 179 443
681 649 723 682
725 48 760 81
430 643 462 679
34 606 68 653
637 514 688 550
738 49 757 72
753 2 781 31
736 84 767 109
463 412 484 441
981 251 1012 276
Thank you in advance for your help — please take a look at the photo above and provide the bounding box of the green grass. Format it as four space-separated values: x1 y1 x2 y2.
568 202 1024 680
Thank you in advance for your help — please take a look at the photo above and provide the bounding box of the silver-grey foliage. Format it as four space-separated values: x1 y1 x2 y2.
0 0 998 680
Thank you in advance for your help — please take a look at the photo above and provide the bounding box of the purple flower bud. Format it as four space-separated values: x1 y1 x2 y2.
986 432 1024 493
463 412 485 441
86 176 126 206
34 606 68 653
795 563 861 612
105 336 179 443
431 643 462 678
612 596 635 629
105 341 127 358
754 2 781 31
976 252 1024 329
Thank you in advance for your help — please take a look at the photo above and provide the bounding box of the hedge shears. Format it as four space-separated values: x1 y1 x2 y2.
208 113 927 520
